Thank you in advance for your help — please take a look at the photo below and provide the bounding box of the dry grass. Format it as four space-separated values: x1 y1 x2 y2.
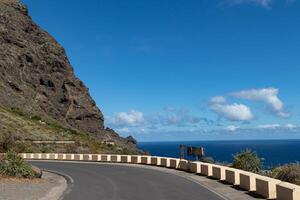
0 174 45 184
0 106 135 154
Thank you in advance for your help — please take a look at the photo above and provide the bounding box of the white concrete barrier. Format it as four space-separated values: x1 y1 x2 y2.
150 157 161 166
239 172 257 191
160 157 170 167
212 165 227 180
189 162 201 174
225 168 240 185
65 154 71 160
141 156 151 165
201 163 213 177
131 155 141 164
121 155 131 163
83 154 91 161
178 160 188 171
169 158 180 169
255 176 281 199
100 154 111 162
110 155 120 162
276 182 300 200
91 154 100 161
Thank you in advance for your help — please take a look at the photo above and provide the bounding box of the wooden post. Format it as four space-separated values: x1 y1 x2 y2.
180 144 185 159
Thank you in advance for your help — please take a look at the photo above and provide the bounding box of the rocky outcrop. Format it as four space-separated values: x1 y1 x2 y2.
0 0 138 150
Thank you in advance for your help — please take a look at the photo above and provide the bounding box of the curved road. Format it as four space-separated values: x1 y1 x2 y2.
31 161 224 200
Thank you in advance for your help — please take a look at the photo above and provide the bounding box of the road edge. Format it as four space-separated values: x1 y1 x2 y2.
40 169 74 200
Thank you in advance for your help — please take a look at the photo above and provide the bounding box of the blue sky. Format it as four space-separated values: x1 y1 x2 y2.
22 0 300 141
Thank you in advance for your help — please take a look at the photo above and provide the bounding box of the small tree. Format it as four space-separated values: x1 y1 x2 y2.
231 149 263 173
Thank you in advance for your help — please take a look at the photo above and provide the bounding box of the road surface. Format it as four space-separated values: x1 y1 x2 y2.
31 161 224 200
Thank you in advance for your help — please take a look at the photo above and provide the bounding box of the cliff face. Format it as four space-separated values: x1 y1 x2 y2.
0 0 136 150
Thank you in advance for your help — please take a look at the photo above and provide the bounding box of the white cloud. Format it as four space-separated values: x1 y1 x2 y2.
211 102 254 121
107 107 210 131
223 0 272 7
107 110 145 127
255 123 299 130
232 88 290 118
256 124 281 129
148 108 205 127
210 96 227 104
285 124 298 129
225 125 240 131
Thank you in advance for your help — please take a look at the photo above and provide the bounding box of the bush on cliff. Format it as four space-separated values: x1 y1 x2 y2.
270 163 300 185
231 149 263 173
0 132 15 152
0 151 37 178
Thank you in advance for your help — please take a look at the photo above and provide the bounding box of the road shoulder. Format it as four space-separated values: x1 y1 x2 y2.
0 171 67 200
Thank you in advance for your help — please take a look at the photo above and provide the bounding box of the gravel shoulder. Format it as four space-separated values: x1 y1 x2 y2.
0 171 67 200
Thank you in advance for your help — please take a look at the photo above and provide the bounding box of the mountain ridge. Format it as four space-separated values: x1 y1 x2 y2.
0 0 138 152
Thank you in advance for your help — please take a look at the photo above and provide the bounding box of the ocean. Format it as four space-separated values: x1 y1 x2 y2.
138 140 300 169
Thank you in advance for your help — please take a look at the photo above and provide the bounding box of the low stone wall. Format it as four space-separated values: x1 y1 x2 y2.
21 153 300 200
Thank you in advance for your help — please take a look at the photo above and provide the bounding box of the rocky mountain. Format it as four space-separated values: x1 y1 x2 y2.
0 0 138 152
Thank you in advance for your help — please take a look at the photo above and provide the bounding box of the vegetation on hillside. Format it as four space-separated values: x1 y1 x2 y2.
0 106 138 154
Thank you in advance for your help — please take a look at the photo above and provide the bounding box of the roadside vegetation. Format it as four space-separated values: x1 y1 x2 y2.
269 163 300 185
0 151 38 179
231 149 300 186
202 149 300 186
231 149 263 173
0 106 138 154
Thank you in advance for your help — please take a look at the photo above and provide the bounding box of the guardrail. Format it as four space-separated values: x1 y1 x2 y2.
20 153 300 200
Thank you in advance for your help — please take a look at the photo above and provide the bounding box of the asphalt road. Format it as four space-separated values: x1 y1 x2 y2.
31 161 224 200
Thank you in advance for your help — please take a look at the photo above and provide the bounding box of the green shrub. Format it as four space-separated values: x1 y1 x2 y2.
231 149 263 173
30 115 42 121
270 163 300 185
0 151 36 178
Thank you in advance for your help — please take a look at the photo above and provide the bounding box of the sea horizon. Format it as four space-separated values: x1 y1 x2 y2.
138 138 300 143
138 139 300 169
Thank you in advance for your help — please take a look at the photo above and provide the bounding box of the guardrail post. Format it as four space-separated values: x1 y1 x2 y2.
170 158 180 169
255 176 281 199
276 182 300 200
225 168 240 185
212 165 227 181
189 162 201 173
200 163 213 177
239 172 257 191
